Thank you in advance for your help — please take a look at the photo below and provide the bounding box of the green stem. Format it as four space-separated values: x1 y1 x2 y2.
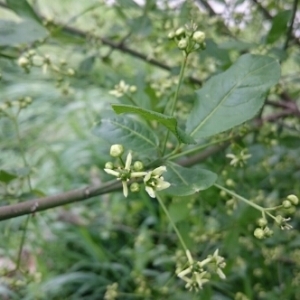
10 113 32 190
15 215 30 271
124 92 138 106
170 54 188 116
214 183 264 212
9 111 32 272
162 53 189 155
156 194 188 252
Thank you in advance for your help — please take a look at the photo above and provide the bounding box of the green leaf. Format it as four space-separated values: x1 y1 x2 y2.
112 104 195 144
92 116 159 155
128 15 152 37
186 54 280 140
0 170 17 183
163 163 217 196
266 10 292 44
168 200 190 223
0 20 48 47
6 0 42 23
79 55 96 73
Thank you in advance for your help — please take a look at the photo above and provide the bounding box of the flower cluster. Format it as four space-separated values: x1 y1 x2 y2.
104 283 118 300
254 194 298 239
168 23 206 54
109 80 137 98
104 144 170 198
177 249 226 291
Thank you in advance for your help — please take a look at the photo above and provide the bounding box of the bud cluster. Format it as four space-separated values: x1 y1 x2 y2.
253 194 298 239
0 97 33 117
168 23 206 54
17 50 75 96
104 144 170 198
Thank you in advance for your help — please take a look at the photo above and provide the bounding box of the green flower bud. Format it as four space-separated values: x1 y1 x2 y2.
67 68 75 76
110 144 124 157
287 194 299 205
20 101 27 108
178 38 188 50
282 199 292 209
254 228 265 239
18 56 30 68
257 218 267 227
263 227 273 237
168 31 175 39
130 182 140 192
129 85 137 93
105 162 114 169
28 50 36 57
133 161 144 171
226 179 235 187
220 190 227 198
24 97 32 104
175 27 185 37
192 31 206 44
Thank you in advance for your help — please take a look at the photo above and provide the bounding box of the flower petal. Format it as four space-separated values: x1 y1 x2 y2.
104 169 120 177
125 152 132 170
152 166 167 176
145 186 156 198
122 181 128 197
156 179 171 191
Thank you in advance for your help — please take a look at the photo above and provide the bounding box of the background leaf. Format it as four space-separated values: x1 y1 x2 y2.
92 116 159 155
163 163 218 196
112 104 195 144
0 20 48 47
6 0 42 23
186 54 281 140
0 169 17 183
266 10 292 44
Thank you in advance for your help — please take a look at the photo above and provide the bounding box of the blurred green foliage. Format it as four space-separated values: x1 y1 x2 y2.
0 0 299 299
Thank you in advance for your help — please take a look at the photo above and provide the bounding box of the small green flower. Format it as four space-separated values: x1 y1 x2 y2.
177 249 226 291
226 149 252 167
275 215 293 230
109 80 130 98
104 151 132 197
143 166 171 198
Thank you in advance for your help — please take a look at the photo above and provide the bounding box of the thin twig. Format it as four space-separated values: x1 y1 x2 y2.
0 180 122 221
283 0 299 50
